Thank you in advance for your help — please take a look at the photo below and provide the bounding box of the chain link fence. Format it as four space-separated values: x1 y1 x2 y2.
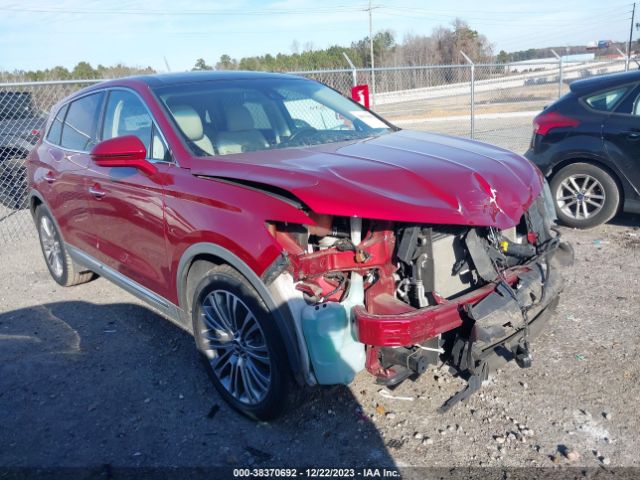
0 80 101 243
0 58 631 244
471 59 628 151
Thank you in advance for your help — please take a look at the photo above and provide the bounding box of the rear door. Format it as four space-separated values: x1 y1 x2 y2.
601 84 640 191
39 91 104 252
83 88 172 298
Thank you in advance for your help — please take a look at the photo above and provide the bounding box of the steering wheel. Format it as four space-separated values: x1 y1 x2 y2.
287 127 317 143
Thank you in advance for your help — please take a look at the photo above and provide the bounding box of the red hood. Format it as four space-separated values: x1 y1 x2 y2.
191 130 543 229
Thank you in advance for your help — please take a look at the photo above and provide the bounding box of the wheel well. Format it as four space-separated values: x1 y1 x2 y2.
30 196 43 217
549 158 625 209
179 246 307 385
183 254 224 315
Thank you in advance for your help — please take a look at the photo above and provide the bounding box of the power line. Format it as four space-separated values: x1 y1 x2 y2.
377 1 631 17
378 8 630 26
0 4 370 16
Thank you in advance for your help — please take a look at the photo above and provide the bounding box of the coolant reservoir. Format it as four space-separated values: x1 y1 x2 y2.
301 273 366 385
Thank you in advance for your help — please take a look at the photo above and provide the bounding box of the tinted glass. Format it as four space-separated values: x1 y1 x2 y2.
585 87 629 112
60 92 104 151
102 90 168 161
46 104 68 145
155 78 392 157
626 86 640 115
150 126 168 161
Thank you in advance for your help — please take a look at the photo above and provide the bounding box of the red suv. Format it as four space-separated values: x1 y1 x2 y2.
27 72 573 419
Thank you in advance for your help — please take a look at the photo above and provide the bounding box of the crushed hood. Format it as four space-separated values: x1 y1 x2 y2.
191 130 543 229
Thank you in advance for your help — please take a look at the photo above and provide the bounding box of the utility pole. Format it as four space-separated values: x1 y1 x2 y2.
628 3 636 62
368 0 376 108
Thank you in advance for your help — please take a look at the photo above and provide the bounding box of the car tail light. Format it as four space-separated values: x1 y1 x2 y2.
532 111 580 136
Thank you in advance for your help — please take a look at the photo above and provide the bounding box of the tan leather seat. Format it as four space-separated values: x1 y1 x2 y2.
170 105 215 155
215 105 269 155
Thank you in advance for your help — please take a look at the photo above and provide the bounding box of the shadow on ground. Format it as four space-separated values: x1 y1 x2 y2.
0 301 395 471
609 211 640 228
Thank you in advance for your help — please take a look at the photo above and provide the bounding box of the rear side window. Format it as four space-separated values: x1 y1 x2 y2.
584 87 629 112
46 104 68 145
60 92 104 152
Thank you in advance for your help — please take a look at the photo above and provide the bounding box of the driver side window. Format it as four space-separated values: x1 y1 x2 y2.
102 90 169 161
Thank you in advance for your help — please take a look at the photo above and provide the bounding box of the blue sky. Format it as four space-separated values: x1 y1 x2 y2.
0 0 634 72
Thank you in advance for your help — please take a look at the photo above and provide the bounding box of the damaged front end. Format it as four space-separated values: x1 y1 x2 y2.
266 189 573 410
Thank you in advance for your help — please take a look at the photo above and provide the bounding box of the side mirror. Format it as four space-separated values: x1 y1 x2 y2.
90 135 157 176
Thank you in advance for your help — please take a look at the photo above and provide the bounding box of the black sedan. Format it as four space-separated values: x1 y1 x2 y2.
525 70 640 228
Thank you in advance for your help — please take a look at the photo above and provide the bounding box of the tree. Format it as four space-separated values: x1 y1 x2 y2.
0 62 155 82
215 54 237 70
72 61 98 79
49 66 71 80
192 58 213 71
496 50 510 63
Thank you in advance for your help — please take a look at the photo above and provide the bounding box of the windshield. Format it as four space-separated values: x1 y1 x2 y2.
154 78 393 157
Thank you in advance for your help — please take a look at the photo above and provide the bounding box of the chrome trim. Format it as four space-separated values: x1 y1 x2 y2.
88 186 106 198
43 138 91 156
42 89 106 155
43 86 175 164
65 244 188 332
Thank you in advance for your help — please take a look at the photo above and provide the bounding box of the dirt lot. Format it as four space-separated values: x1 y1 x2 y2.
1 214 639 477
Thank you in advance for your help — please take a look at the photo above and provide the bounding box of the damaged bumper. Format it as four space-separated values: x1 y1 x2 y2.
354 241 573 352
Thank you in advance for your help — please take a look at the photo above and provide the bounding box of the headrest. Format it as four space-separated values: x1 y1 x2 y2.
225 105 254 131
171 105 203 141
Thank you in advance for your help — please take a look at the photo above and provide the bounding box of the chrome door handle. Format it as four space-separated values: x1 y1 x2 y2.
89 186 106 198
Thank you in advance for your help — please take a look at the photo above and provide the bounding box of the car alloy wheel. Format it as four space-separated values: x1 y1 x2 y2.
39 215 64 278
191 264 301 420
556 173 606 220
199 289 272 405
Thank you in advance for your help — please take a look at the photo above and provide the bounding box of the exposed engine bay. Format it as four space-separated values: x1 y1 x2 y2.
266 191 574 410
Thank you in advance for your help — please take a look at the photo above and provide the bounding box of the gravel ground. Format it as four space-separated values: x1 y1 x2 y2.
1 214 639 476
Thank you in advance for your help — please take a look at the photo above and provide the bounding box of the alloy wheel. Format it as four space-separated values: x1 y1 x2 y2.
40 216 64 278
556 174 606 220
200 289 272 405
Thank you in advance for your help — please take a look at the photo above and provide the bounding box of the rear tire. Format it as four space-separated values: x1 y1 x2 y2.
191 264 301 420
550 163 620 229
35 206 96 286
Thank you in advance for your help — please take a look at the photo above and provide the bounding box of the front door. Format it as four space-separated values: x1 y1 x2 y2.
84 89 172 298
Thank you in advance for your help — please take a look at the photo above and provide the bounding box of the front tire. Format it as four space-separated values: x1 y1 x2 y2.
35 206 96 286
550 163 620 228
191 264 299 420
